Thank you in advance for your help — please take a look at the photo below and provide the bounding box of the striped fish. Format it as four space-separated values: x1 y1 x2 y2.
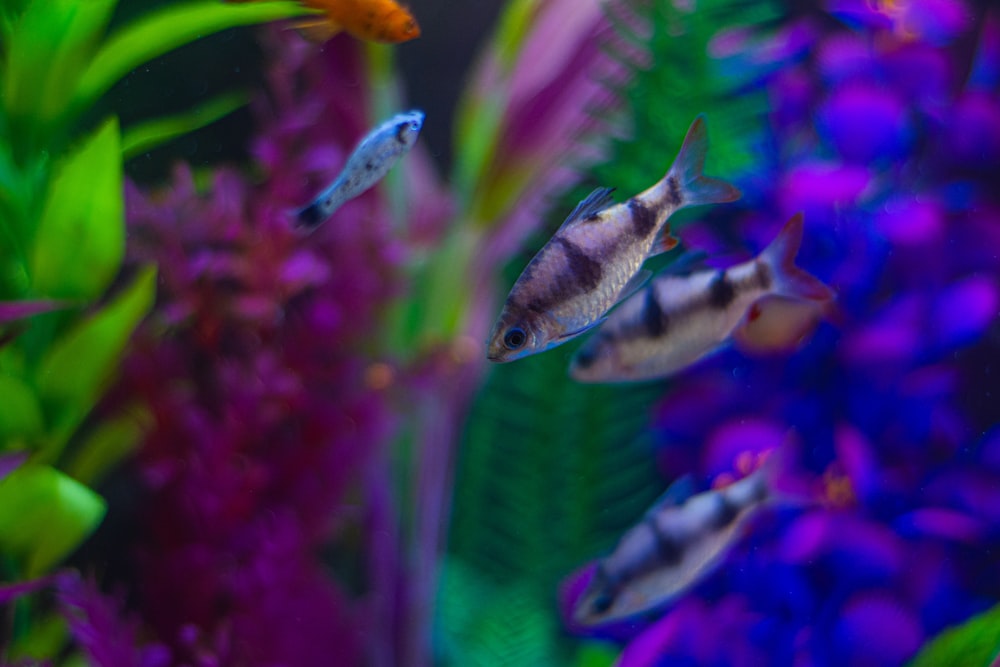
569 214 834 383
573 451 789 626
294 110 424 230
486 115 741 362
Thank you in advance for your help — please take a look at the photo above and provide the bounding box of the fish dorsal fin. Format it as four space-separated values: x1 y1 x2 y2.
663 250 709 276
558 187 616 231
610 269 652 309
645 475 696 518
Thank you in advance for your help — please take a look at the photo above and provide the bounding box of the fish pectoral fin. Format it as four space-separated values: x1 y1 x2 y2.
289 17 342 42
557 317 607 341
610 269 652 309
557 186 616 231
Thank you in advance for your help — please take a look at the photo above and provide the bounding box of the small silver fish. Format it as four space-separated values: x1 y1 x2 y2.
573 454 786 627
569 213 834 383
294 109 424 229
486 115 741 362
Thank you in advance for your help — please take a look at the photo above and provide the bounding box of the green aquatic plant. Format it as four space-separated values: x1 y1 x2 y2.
440 0 782 663
907 603 1000 667
0 0 304 661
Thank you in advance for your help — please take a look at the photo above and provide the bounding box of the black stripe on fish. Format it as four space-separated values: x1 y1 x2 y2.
666 176 682 207
754 260 772 290
553 236 604 292
708 271 736 309
710 492 741 529
628 198 657 237
644 516 683 565
641 288 669 337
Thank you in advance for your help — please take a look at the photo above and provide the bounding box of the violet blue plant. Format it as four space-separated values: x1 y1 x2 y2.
559 2 1000 665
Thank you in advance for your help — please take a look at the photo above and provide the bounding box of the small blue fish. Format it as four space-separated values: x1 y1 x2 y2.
295 109 424 229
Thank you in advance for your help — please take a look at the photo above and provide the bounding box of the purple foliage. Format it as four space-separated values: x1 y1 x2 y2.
563 4 1000 665
87 31 451 666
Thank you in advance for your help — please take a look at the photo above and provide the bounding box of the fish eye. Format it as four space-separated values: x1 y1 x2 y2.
590 592 614 615
503 327 527 350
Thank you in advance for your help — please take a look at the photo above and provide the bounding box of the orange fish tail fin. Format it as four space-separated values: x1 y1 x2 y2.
759 213 834 303
666 114 742 209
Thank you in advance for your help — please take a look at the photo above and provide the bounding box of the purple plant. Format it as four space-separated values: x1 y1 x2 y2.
92 31 451 667
561 3 1000 665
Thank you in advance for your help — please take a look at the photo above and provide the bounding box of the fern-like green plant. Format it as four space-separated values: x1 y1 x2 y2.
440 0 783 664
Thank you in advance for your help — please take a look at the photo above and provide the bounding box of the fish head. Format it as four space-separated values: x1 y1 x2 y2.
572 565 662 627
391 110 425 148
485 308 557 362
386 7 421 41
567 332 618 382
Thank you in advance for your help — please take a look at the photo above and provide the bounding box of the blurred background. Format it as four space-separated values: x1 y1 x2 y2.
1 0 999 666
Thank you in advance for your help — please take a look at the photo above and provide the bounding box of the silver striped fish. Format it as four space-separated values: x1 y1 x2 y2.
573 450 790 626
294 110 424 230
486 115 741 362
569 213 834 383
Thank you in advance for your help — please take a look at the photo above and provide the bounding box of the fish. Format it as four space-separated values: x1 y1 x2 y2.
229 0 421 44
569 213 834 383
485 115 741 363
294 110 424 230
572 447 798 627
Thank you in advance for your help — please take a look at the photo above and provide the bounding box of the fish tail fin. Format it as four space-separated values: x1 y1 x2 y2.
666 114 742 209
759 213 834 303
293 201 325 230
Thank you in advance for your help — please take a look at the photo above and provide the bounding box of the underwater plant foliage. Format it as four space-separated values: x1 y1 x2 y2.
0 0 305 661
2 0 999 665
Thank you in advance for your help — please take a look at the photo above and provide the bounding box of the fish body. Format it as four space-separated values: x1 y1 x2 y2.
573 461 775 626
486 115 741 362
569 213 834 382
295 110 424 230
299 0 420 43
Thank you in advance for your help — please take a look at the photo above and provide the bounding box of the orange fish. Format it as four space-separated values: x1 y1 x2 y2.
229 0 420 43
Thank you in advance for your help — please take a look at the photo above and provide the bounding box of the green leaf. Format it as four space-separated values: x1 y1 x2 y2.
74 0 309 112
34 266 156 460
31 118 124 300
65 405 151 486
0 372 43 441
436 558 559 667
7 609 68 663
122 91 249 161
3 0 118 123
0 464 106 577
907 604 1000 667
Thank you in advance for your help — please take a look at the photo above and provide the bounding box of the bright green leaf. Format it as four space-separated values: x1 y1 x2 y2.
34 266 156 459
907 604 1000 667
573 643 619 667
122 91 249 161
7 610 68 663
0 464 106 577
3 0 117 123
31 118 123 301
65 405 151 486
0 372 43 440
74 0 309 111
